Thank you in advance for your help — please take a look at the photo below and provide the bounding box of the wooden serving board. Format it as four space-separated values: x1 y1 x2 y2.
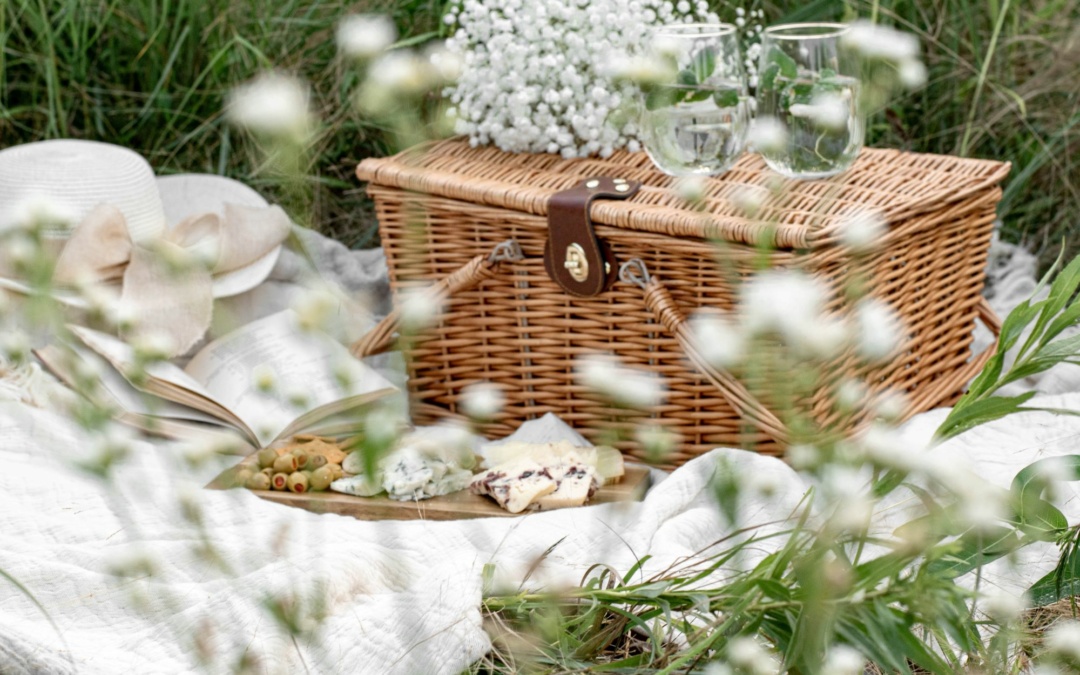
207 461 652 521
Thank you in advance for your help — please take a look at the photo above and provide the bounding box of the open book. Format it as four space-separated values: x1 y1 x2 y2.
36 310 396 450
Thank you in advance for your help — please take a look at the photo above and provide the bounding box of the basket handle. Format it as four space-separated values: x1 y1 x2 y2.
618 259 793 445
350 240 524 359
618 259 1004 442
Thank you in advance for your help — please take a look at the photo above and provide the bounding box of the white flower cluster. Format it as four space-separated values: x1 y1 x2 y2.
442 0 719 158
735 7 765 89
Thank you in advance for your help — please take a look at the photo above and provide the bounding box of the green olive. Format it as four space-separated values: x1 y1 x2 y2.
292 452 311 470
271 472 289 490
286 471 309 494
233 468 254 488
308 454 328 470
273 454 298 474
256 448 278 469
309 466 334 491
245 472 271 490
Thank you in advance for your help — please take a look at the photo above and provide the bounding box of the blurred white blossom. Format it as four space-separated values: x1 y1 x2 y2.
789 92 849 131
227 72 314 141
577 354 664 409
743 270 833 347
898 58 928 88
747 116 788 153
855 299 904 361
399 287 442 331
460 382 505 420
689 311 743 368
730 184 770 216
1 193 76 233
822 645 865 675
336 14 397 59
727 636 780 675
842 20 920 62
130 330 176 362
979 587 1027 624
1044 620 1080 661
786 443 821 470
838 208 887 252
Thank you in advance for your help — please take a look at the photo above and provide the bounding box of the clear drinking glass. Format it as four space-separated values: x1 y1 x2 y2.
754 23 864 179
639 23 750 176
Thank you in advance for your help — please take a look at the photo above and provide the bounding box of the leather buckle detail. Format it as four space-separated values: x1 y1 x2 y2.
544 176 642 297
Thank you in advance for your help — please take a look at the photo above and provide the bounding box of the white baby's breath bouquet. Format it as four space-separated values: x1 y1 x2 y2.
442 0 721 158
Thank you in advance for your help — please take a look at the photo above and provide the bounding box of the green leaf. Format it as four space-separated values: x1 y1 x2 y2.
936 391 1038 439
712 88 740 108
927 527 1022 579
691 46 716 83
676 68 697 87
754 578 792 601
1029 529 1080 606
771 47 798 80
644 86 679 111
759 62 780 91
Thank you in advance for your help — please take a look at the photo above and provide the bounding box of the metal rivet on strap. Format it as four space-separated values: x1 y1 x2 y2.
613 178 627 184
585 179 600 189
615 184 630 192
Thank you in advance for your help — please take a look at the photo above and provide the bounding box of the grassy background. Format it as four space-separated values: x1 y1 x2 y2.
2 0 1077 261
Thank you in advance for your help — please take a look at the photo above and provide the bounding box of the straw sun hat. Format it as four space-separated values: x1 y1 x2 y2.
0 139 292 355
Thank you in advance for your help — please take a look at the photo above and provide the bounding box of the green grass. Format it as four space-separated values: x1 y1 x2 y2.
0 0 444 247
1 0 1076 262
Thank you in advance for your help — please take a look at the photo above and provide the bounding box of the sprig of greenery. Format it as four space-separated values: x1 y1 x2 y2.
937 249 1080 439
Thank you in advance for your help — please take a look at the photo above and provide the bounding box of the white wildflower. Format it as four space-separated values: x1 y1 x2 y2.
898 58 928 88
822 465 874 533
227 72 313 141
460 383 505 420
602 52 677 87
1032 456 1074 503
786 443 821 470
675 175 707 203
747 468 784 498
336 14 397 59
399 287 442 330
1044 620 1080 661
860 422 919 472
727 636 780 675
105 296 138 332
635 424 681 460
730 184 769 217
841 20 920 62
689 311 743 368
856 299 904 361
747 116 788 153
1 193 76 233
426 42 464 83
822 645 865 675
703 663 734 675
741 270 837 353
577 354 664 409
979 587 1027 624
838 208 887 252
874 389 909 421
836 379 868 411
252 364 276 393
0 330 29 363
103 544 158 578
130 330 176 362
367 50 431 95
789 92 849 131
292 284 339 332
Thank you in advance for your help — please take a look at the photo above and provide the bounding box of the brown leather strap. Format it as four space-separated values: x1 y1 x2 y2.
544 177 641 297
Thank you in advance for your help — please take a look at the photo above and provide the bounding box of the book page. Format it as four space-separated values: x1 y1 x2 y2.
183 310 395 446
36 344 224 426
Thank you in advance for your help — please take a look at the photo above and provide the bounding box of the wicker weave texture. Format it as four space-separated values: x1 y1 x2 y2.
358 139 1008 468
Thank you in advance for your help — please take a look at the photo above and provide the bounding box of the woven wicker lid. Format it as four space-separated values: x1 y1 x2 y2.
357 138 1010 250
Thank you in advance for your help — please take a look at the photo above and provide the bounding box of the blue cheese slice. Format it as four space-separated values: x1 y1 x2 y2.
535 462 600 510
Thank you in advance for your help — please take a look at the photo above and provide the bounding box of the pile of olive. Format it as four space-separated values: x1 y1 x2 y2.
232 446 345 494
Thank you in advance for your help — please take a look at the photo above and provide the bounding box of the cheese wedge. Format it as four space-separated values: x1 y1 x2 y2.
481 441 624 484
535 463 600 510
469 460 558 513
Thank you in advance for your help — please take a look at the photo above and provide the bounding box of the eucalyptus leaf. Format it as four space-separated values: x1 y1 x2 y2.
691 46 716 83
771 47 798 80
936 391 1038 439
712 88 740 108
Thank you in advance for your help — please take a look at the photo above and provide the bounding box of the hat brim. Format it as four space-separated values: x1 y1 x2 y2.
0 173 284 305
155 174 285 299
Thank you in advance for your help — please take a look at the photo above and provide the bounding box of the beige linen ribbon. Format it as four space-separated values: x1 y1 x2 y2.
52 202 291 356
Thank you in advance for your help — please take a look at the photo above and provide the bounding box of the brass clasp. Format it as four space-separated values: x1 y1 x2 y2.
563 243 588 282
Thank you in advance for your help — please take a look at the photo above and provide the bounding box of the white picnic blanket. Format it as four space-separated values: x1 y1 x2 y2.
2 230 1078 674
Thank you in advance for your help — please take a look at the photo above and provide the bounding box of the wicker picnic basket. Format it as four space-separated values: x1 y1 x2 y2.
352 139 1009 468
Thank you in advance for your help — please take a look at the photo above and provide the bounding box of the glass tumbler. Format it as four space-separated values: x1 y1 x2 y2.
754 23 864 179
638 23 750 176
